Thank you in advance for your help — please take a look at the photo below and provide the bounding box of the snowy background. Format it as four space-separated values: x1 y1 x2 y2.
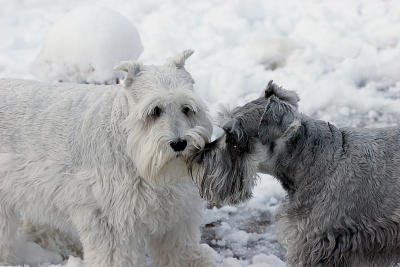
2 0 400 266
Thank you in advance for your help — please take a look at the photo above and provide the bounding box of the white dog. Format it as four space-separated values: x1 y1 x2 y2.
0 50 216 267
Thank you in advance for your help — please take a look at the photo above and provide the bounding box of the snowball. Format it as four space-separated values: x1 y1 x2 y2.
31 6 143 84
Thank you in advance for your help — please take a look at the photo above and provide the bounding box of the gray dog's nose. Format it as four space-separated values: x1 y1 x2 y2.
170 139 187 152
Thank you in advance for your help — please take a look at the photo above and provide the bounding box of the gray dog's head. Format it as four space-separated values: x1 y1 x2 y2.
188 81 300 204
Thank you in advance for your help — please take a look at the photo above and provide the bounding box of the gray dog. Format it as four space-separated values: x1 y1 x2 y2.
189 81 400 266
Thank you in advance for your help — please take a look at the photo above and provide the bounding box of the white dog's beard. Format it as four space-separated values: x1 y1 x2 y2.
133 142 175 181
158 158 190 181
128 126 211 182
135 150 189 182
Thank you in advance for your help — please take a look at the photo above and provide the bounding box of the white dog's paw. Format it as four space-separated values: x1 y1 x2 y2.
0 253 18 266
196 244 217 267
183 244 217 267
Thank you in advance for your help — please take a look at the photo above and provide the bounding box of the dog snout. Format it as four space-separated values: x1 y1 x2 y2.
170 138 187 152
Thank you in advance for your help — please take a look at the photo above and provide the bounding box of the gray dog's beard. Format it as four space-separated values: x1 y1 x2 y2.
188 138 258 205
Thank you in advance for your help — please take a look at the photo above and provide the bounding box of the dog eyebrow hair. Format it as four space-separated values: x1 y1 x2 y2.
140 102 165 118
181 102 199 113
137 95 202 119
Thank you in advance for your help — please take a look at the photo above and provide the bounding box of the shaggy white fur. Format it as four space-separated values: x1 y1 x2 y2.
0 50 215 267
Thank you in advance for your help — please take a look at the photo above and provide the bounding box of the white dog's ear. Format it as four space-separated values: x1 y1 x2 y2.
114 61 141 87
166 49 194 68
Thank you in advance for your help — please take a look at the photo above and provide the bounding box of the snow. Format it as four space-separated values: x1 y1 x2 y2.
2 0 400 266
15 239 62 266
250 254 285 267
31 6 143 84
222 253 285 267
45 257 81 267
223 258 243 267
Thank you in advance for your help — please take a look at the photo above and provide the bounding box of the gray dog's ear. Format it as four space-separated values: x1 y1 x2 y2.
114 61 141 88
258 95 299 145
166 49 194 68
264 80 300 108
222 119 250 153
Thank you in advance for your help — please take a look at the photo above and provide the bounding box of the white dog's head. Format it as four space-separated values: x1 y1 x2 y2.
113 50 212 181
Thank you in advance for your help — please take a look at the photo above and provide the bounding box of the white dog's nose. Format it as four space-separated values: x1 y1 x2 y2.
170 139 187 152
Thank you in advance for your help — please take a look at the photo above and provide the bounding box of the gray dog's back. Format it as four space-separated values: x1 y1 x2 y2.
274 112 400 266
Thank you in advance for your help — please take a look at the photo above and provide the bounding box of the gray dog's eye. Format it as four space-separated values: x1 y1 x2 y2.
182 106 192 116
151 106 162 118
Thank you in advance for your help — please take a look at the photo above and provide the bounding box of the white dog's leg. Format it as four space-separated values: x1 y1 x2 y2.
72 210 144 267
128 235 146 266
148 217 216 267
0 206 19 265
81 236 145 267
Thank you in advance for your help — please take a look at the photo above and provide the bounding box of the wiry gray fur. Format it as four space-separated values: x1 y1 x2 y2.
189 81 400 266
188 97 269 204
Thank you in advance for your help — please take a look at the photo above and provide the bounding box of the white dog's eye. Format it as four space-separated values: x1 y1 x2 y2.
151 106 162 118
182 106 192 116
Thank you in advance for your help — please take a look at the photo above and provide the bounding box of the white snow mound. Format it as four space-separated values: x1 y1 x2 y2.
31 6 143 84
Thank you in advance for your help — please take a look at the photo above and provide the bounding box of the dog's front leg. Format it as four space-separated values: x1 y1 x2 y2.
127 234 146 266
147 216 216 267
0 206 19 265
72 209 144 267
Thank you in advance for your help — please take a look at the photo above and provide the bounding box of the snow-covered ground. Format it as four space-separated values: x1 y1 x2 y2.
2 0 400 266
